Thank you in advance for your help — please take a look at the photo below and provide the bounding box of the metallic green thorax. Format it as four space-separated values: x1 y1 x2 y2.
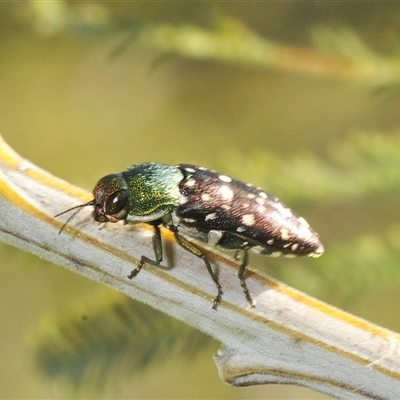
122 162 183 222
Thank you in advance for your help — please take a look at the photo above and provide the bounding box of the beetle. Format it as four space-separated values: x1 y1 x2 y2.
56 162 324 309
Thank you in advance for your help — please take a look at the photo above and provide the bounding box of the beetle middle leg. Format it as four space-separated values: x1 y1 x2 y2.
168 225 223 310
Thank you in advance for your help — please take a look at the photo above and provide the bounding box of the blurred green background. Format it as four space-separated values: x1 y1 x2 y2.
1 2 400 399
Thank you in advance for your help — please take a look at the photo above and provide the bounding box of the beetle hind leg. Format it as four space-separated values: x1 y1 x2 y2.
238 249 255 307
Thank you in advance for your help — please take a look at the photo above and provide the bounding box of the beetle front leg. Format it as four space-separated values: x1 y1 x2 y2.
128 225 163 279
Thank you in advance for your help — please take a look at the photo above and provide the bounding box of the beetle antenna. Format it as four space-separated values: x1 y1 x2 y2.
55 200 95 234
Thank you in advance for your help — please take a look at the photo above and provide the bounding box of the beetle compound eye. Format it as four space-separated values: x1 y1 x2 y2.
105 189 129 215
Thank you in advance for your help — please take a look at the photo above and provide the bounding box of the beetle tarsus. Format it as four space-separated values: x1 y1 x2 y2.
241 279 255 307
127 261 143 279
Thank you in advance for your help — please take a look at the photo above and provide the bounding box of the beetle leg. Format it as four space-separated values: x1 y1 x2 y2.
168 225 222 310
234 249 241 261
237 249 255 307
128 225 163 279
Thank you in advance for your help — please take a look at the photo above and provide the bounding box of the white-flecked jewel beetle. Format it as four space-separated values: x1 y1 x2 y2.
56 162 324 309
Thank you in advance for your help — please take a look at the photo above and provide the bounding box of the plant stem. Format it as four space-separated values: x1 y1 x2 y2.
0 135 399 399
